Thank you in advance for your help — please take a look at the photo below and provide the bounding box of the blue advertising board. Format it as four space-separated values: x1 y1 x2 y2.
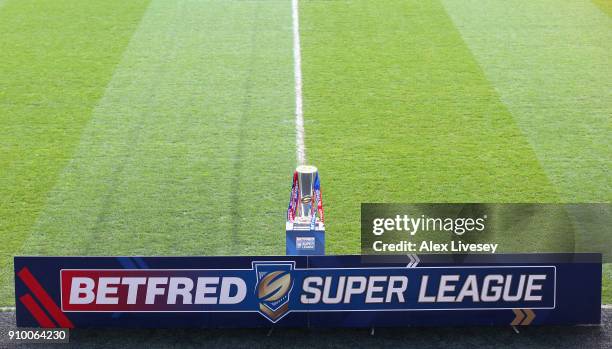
14 254 601 328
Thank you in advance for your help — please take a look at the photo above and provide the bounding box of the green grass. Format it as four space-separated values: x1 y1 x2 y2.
0 0 296 304
441 0 611 303
0 0 151 304
0 0 610 306
604 264 612 301
18 0 295 256
300 0 558 251
300 0 610 297
442 0 611 202
593 0 612 17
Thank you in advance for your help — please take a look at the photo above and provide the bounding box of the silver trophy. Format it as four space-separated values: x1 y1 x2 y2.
286 165 325 254
295 165 317 225
287 165 324 231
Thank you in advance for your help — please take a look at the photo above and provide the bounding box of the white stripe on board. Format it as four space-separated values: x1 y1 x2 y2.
292 0 306 165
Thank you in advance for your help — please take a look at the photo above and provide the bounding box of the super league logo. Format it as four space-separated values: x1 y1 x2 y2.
253 262 294 323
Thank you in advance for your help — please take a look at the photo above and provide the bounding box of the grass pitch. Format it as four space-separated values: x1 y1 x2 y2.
0 0 610 306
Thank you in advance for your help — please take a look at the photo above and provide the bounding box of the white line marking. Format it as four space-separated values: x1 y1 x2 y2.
292 0 306 165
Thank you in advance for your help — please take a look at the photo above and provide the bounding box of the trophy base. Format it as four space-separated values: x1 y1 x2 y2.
286 222 325 256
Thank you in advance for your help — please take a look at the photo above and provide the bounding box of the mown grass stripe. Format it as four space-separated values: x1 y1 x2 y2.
2 0 295 306
442 0 611 203
0 0 151 306
300 0 558 254
442 0 611 302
